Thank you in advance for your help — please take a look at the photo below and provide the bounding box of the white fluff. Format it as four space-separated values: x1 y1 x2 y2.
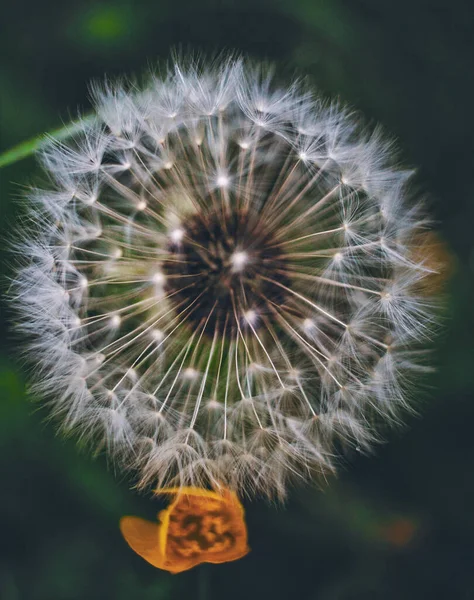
11 56 437 499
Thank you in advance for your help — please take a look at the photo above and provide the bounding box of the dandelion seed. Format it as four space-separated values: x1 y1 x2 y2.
169 228 184 244
110 314 121 328
150 328 165 342
230 251 249 272
151 272 166 286
11 55 440 500
216 174 231 188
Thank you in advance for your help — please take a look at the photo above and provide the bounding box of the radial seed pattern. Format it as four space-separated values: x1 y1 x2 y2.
13 58 436 498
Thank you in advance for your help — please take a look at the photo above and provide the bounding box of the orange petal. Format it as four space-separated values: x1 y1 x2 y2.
119 516 167 570
120 487 250 574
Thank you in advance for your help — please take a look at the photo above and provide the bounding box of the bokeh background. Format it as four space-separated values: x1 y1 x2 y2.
1 1 474 598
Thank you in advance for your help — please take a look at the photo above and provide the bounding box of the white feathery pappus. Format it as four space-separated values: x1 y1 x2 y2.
10 55 439 499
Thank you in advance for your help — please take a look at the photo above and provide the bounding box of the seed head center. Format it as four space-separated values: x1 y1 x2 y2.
163 209 290 334
230 251 249 272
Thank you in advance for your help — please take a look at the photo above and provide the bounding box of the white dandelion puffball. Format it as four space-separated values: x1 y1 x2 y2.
13 57 437 499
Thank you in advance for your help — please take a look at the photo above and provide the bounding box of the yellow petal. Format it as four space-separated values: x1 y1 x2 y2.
120 487 250 573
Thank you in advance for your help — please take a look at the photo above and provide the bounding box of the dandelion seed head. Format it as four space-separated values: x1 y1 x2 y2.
11 55 440 499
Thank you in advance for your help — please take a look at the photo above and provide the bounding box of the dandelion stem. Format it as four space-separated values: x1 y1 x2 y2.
0 115 94 168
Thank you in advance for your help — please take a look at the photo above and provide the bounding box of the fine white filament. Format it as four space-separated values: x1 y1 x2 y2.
12 57 436 499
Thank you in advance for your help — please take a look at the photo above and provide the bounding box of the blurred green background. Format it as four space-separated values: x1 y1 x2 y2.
1 1 474 598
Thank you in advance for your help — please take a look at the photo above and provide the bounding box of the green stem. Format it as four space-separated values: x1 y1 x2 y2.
0 116 94 169
198 565 210 600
